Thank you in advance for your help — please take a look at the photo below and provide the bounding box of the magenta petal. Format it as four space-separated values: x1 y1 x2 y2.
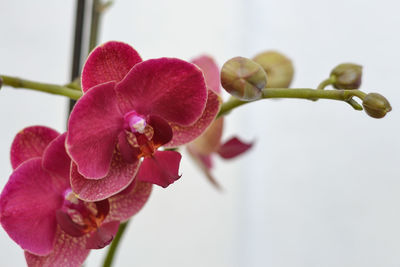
117 131 141 164
136 151 182 188
115 58 207 125
191 55 221 94
42 133 71 182
10 126 59 169
81 41 142 92
0 159 65 255
70 151 140 201
25 227 90 267
165 89 221 148
107 180 152 222
55 211 86 237
86 221 120 249
67 81 124 179
148 115 173 147
217 137 253 159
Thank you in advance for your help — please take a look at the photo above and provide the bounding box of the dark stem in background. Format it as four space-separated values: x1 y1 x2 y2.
68 0 86 114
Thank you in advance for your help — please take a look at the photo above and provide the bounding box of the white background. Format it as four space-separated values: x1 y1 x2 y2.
0 0 399 266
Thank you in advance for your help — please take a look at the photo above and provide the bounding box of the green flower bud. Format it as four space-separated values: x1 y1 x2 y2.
330 63 362 89
221 56 267 101
0 77 2 89
362 93 392 118
252 51 294 88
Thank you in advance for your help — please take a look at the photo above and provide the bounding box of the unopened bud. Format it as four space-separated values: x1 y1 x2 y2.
252 51 294 88
362 93 392 118
0 77 2 89
330 63 362 89
221 57 267 101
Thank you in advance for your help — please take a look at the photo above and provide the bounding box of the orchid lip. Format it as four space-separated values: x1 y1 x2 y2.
57 191 110 237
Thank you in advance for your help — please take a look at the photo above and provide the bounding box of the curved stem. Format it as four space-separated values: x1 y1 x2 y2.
317 77 334 90
0 75 82 100
217 88 367 117
102 221 130 267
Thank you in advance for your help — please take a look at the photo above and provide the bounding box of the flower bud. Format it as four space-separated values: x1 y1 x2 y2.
330 63 362 89
0 77 2 89
252 51 294 88
221 57 267 101
362 93 392 118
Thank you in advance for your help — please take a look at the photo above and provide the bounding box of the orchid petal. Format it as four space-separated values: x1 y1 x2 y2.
25 227 90 267
188 117 224 155
136 150 182 188
67 81 124 179
70 151 140 201
115 58 207 125
10 126 59 169
191 55 221 94
117 131 141 164
148 115 173 147
42 133 71 182
85 221 120 250
55 210 86 237
81 41 142 92
0 159 65 255
107 180 152 222
165 89 221 148
217 137 253 159
187 147 222 190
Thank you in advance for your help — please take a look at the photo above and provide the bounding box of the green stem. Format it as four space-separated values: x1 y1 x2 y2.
88 0 102 52
317 77 334 90
102 221 130 267
0 75 82 100
217 88 367 117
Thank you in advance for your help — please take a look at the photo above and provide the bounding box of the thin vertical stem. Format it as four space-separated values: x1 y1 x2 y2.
102 221 130 267
68 0 86 114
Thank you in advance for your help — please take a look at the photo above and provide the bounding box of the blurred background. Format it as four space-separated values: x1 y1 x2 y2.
0 0 399 266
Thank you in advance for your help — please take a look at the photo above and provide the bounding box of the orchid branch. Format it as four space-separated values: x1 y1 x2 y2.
0 75 82 100
217 88 367 117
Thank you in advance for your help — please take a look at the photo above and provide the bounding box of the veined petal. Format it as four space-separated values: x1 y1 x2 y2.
42 133 71 183
115 58 207 125
165 89 221 148
67 81 124 179
10 126 59 169
70 151 140 201
0 159 65 255
217 137 253 159
136 151 182 188
85 221 120 249
81 41 142 92
107 180 152 222
25 227 90 267
188 117 224 155
191 55 221 94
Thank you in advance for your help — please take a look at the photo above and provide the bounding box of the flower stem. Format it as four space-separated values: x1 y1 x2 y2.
102 221 130 267
317 78 334 90
217 88 367 117
0 75 82 100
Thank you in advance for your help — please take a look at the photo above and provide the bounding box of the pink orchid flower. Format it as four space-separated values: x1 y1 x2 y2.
66 41 220 201
0 126 151 267
188 56 253 188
